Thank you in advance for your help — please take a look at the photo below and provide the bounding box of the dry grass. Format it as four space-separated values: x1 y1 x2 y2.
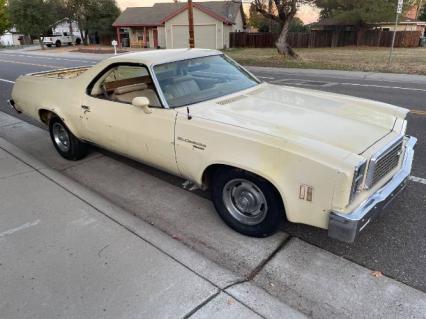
224 47 426 75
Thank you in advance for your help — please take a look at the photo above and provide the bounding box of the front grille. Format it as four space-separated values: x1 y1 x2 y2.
366 137 403 188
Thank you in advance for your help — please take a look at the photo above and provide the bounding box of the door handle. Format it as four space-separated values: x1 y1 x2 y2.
81 105 90 113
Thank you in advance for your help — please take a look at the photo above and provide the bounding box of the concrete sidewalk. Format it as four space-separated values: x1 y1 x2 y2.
0 138 305 318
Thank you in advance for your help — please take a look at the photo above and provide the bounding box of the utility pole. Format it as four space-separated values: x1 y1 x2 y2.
188 0 195 48
388 0 404 66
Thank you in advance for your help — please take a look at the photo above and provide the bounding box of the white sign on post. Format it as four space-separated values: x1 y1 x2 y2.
397 0 404 14
389 0 404 65
111 40 118 55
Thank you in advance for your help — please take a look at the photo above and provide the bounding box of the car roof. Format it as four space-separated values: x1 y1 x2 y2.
107 49 222 66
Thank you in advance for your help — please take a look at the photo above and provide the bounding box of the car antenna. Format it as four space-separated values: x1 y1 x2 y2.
187 107 192 120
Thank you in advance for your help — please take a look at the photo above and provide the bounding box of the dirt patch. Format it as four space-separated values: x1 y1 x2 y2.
71 47 129 54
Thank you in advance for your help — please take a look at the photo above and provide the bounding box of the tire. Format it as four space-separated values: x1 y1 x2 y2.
55 40 61 47
49 117 88 161
75 38 81 45
68 42 72 46
211 168 284 238
46 44 52 48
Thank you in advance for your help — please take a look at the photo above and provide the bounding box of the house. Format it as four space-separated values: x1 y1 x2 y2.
112 1 246 49
376 17 426 35
0 27 30 46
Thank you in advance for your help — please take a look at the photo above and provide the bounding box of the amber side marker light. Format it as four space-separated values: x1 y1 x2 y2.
299 185 313 202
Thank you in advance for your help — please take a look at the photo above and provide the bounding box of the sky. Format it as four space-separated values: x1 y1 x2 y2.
116 0 320 24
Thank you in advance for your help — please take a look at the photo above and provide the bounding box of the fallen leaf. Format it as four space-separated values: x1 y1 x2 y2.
227 298 235 305
172 234 182 241
371 271 383 278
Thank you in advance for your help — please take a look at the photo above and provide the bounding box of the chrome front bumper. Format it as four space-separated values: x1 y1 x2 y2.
328 136 417 243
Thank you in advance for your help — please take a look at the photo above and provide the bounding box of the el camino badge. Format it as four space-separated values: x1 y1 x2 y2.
177 137 206 151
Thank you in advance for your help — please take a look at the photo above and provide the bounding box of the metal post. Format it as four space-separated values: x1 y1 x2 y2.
188 0 195 48
389 0 404 66
116 27 121 48
388 13 400 65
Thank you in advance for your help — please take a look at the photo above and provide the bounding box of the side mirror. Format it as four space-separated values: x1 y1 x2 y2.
132 97 152 114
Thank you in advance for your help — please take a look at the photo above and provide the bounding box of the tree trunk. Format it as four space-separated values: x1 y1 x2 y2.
80 29 85 45
39 36 45 50
69 19 74 43
275 19 298 58
84 28 89 45
77 20 88 45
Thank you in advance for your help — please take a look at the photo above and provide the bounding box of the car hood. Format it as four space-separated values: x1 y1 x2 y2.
187 83 408 154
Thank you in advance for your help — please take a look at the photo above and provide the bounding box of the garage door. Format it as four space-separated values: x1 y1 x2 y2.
171 24 216 49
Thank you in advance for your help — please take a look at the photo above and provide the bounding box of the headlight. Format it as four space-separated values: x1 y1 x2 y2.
350 159 367 202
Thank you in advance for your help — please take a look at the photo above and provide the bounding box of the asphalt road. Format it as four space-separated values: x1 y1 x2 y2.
0 51 425 292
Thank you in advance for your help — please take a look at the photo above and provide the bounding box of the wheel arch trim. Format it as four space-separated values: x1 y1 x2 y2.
38 108 80 138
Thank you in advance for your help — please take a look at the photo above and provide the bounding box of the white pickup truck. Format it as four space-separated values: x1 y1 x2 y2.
43 33 80 47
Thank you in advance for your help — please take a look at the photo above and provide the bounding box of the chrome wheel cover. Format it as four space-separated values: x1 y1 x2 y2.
222 178 268 225
52 122 70 152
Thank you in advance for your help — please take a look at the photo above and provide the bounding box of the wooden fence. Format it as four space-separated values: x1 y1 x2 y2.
229 30 422 49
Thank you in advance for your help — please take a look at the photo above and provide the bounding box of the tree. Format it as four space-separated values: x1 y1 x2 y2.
0 0 11 35
419 2 426 21
315 0 400 24
65 0 120 45
85 0 120 40
314 0 418 45
315 0 422 24
8 0 56 49
253 0 314 58
248 2 281 33
249 4 307 33
289 17 308 32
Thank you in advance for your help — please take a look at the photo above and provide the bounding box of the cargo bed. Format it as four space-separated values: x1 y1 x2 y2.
31 66 91 79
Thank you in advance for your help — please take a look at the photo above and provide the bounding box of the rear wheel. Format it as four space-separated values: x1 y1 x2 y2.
49 117 88 160
211 168 284 237
55 40 61 47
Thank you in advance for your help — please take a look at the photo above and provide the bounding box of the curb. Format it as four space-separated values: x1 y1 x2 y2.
245 66 426 84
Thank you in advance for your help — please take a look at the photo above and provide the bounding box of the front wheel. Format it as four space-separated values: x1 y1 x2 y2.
211 168 284 238
55 40 61 47
49 117 88 160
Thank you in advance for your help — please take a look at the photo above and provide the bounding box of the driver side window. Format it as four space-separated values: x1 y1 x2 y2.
90 64 161 107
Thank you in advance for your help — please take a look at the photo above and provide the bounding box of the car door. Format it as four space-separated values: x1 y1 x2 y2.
81 63 179 175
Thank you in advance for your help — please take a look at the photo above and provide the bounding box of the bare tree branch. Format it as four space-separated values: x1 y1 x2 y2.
252 0 313 58
253 0 281 22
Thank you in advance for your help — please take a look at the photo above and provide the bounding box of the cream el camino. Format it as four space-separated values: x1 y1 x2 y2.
10 49 417 242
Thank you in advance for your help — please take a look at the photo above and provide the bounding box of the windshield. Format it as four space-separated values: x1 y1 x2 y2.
153 55 260 108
